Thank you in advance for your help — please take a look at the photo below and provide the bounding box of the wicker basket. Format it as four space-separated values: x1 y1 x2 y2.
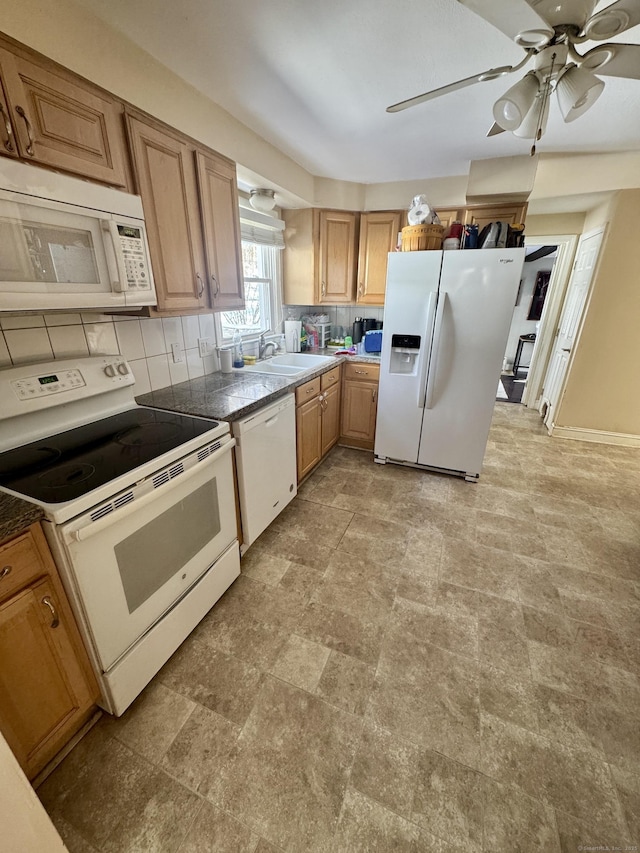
401 224 444 252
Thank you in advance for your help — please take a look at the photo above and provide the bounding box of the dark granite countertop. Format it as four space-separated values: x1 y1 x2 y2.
136 352 381 423
0 492 44 544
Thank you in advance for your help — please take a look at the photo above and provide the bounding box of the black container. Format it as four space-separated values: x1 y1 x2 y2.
362 318 377 334
352 318 364 344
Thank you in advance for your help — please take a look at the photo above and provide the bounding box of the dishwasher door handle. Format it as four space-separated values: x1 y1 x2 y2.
264 415 279 427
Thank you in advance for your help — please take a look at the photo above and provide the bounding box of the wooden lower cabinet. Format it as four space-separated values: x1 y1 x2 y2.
0 524 99 781
295 366 342 482
340 362 380 450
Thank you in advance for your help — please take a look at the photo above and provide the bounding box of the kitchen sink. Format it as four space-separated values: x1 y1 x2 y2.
269 353 336 368
240 353 336 376
240 362 307 376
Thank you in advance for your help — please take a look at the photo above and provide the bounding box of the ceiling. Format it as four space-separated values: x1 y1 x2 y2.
76 0 640 184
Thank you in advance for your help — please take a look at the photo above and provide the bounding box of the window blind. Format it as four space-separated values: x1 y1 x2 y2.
239 206 285 249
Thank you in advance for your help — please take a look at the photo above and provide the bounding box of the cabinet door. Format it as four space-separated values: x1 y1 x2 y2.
357 211 402 305
317 210 357 303
435 208 463 231
321 382 341 456
127 115 208 313
0 576 96 779
296 396 322 481
340 379 378 450
195 150 244 312
0 48 128 186
463 202 527 234
0 80 18 159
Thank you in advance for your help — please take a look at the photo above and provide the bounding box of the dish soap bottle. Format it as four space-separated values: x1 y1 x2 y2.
232 329 244 368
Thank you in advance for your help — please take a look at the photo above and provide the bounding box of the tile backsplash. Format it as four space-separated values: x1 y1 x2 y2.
0 312 220 395
284 305 384 336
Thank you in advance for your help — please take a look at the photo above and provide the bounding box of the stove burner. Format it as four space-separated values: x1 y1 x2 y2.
37 463 96 490
115 422 182 447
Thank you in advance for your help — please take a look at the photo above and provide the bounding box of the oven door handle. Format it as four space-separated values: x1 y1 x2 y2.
64 438 235 544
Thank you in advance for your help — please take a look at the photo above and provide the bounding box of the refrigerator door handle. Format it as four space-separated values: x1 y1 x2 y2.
424 292 447 410
417 291 438 409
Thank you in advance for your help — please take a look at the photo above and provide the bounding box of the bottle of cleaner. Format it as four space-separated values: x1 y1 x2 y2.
232 329 244 368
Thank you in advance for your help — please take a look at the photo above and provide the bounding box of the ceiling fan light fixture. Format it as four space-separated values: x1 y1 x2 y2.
493 72 540 131
556 65 605 122
249 188 277 212
512 89 550 139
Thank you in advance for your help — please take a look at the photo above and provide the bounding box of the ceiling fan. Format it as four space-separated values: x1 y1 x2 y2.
387 0 640 152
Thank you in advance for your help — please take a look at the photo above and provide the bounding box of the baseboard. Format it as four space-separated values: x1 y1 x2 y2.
549 424 640 447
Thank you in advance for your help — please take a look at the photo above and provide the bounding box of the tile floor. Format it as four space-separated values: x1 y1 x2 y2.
39 402 640 852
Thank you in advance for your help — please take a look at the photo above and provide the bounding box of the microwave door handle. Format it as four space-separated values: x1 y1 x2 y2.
101 219 127 292
424 291 446 410
417 290 437 408
64 438 235 544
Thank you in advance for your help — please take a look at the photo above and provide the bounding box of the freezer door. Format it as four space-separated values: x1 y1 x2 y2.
417 248 524 476
375 251 443 463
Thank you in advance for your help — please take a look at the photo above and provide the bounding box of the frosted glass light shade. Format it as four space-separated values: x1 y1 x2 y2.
513 91 550 139
493 73 540 131
249 189 276 212
556 66 605 123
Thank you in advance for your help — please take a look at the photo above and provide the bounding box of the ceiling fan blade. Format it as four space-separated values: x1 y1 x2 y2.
582 43 640 78
583 0 640 40
457 0 554 47
386 66 514 113
487 122 507 136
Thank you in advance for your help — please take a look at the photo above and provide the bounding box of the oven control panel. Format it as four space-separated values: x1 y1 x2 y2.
11 369 86 400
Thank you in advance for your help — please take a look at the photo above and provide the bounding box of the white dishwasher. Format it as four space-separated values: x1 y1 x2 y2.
232 393 297 552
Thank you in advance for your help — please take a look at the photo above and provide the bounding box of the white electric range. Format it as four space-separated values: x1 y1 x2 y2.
0 356 240 715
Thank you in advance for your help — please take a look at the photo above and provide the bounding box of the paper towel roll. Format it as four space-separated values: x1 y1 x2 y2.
284 320 301 352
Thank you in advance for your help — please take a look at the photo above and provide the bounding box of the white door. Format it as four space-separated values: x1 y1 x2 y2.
540 228 605 428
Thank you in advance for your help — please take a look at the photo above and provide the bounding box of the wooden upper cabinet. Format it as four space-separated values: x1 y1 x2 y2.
463 202 528 233
0 47 128 187
357 211 402 305
126 114 208 313
195 150 244 312
435 208 463 231
317 210 358 303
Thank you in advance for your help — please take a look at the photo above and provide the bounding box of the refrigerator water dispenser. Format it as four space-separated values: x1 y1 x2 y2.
390 334 421 374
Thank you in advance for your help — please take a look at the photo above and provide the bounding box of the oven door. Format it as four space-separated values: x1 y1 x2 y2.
59 439 237 671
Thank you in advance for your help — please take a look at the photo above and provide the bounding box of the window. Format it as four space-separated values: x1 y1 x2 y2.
215 209 284 344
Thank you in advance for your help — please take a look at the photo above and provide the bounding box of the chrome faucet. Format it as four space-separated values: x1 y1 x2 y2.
259 334 280 360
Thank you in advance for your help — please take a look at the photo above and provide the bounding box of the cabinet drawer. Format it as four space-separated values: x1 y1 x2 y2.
344 362 380 382
320 365 341 390
0 529 47 603
295 377 321 406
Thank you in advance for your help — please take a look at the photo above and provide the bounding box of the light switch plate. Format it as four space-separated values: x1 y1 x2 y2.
171 342 184 363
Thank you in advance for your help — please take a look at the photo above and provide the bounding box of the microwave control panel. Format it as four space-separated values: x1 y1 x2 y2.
117 224 152 290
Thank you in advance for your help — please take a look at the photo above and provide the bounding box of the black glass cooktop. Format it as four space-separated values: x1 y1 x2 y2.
0 408 219 504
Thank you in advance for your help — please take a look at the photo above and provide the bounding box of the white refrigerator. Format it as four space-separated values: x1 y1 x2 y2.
374 248 525 480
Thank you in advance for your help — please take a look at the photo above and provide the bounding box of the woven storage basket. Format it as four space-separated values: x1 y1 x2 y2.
401 224 444 251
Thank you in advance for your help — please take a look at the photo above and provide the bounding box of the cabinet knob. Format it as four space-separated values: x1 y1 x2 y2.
41 596 60 629
354 369 367 375
0 565 12 579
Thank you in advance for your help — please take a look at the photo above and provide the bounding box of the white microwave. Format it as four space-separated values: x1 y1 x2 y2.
0 160 156 312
